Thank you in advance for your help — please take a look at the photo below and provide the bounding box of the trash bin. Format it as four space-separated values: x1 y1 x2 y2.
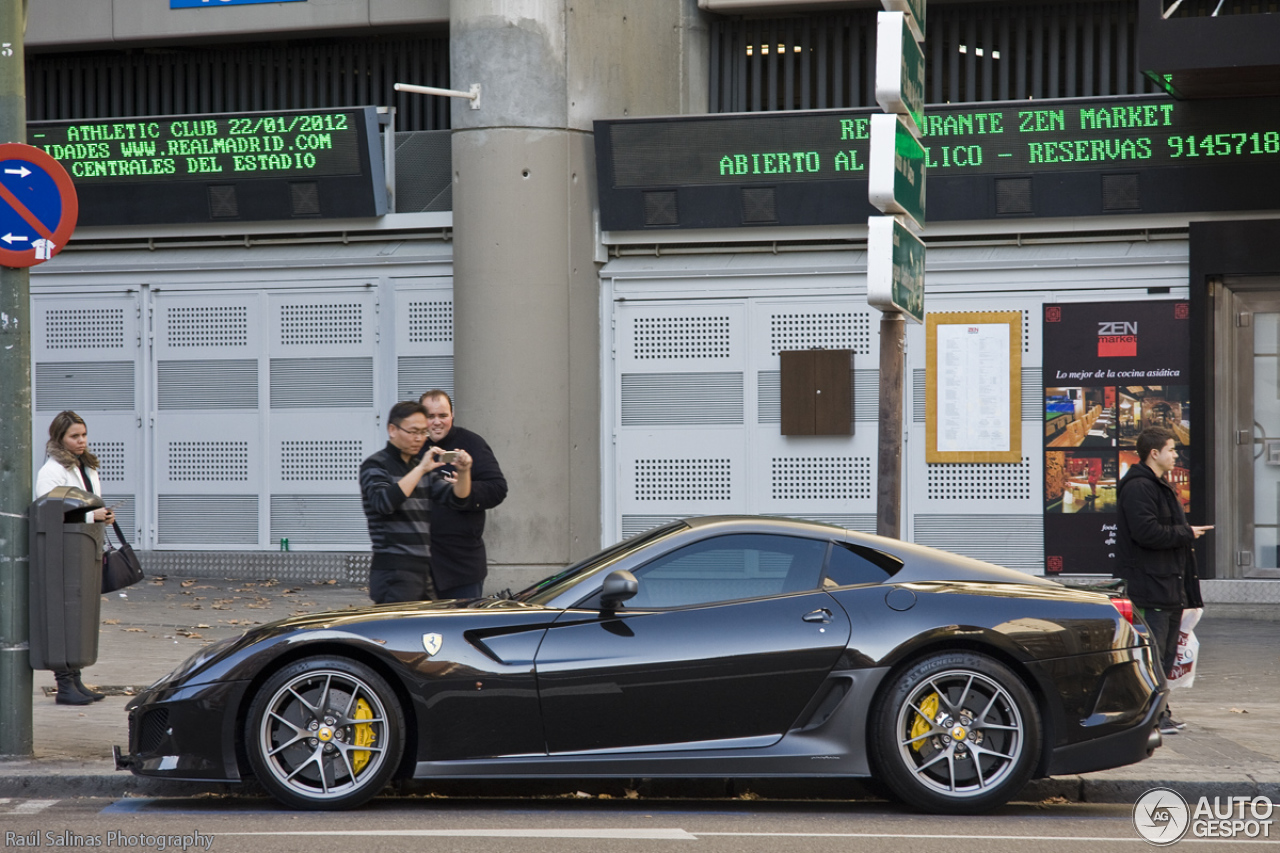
28 485 104 672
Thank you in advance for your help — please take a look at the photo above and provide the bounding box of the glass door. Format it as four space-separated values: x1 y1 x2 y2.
1227 286 1280 578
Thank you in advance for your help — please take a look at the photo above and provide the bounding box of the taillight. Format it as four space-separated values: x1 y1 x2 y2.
1110 596 1135 624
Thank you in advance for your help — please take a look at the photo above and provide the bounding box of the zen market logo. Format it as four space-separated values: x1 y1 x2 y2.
1098 320 1138 357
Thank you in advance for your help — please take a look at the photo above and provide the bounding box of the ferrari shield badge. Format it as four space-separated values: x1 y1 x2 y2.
422 633 443 657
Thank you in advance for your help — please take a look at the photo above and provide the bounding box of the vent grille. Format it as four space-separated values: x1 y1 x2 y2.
770 311 871 356
634 316 731 360
158 495 258 545
635 459 731 501
157 359 258 410
741 187 777 223
280 304 363 346
138 708 170 755
270 495 368 545
644 190 679 226
398 355 454 401
96 442 126 482
925 458 1033 501
280 440 363 481
408 301 453 343
102 493 136 543
1102 173 1140 210
620 514 690 538
781 514 877 533
621 373 744 426
168 441 250 482
290 181 321 216
912 514 1044 574
34 361 135 411
995 177 1033 215
770 457 872 501
270 357 374 408
44 308 126 350
167 306 249 348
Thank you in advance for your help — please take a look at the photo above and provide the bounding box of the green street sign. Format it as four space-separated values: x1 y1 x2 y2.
875 11 926 137
882 0 925 42
867 215 925 324
868 113 926 229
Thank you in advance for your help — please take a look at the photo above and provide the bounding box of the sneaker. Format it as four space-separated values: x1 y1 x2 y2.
1159 713 1186 735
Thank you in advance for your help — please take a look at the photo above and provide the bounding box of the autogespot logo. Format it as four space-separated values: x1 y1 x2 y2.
1134 787 1191 845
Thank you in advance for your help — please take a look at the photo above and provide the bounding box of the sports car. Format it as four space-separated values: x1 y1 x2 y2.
116 516 1166 814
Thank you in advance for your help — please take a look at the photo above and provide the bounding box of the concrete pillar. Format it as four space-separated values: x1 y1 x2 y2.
449 1 708 581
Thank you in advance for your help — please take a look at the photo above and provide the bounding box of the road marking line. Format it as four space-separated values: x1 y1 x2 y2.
221 829 696 840
0 800 59 815
698 832 1277 845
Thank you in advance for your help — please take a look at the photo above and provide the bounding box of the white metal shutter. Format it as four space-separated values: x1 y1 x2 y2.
267 289 380 548
616 302 749 536
153 291 264 547
393 278 454 404
31 293 144 542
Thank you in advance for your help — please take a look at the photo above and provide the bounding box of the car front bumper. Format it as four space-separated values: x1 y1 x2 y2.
116 679 249 782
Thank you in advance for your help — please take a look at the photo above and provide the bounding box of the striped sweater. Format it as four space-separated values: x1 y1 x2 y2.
359 442 464 558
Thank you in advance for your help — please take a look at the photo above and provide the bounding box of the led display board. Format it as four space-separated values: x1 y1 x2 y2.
29 106 386 226
596 94 1280 230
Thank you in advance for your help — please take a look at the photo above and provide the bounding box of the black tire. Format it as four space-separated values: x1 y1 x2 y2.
869 651 1041 814
244 656 404 810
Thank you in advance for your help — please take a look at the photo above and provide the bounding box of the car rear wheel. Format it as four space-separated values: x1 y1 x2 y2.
245 656 404 810
870 651 1041 814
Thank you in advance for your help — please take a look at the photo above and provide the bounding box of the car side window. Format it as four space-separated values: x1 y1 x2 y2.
823 541 901 588
626 534 829 609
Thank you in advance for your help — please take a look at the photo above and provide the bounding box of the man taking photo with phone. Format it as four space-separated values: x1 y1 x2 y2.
360 401 473 604
419 389 508 600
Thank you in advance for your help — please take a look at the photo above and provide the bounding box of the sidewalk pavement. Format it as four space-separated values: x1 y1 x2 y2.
1 574 1277 805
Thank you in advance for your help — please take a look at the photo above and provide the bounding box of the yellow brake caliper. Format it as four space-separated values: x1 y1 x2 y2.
351 698 376 773
910 693 940 753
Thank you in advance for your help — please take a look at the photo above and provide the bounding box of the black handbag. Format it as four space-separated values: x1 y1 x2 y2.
102 521 144 593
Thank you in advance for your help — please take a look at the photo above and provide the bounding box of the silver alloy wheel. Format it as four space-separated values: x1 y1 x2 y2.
256 668 391 802
893 667 1025 798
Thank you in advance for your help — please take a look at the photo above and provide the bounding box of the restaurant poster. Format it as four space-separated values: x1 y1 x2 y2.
1042 300 1191 574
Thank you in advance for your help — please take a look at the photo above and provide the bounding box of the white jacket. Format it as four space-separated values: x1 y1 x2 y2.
35 457 102 523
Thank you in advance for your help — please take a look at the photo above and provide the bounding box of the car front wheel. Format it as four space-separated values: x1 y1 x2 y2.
245 656 404 809
870 651 1041 814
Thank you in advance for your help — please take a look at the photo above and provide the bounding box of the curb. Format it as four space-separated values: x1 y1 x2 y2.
2 769 1275 806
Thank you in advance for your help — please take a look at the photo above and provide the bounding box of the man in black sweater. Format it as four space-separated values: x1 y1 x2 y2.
1115 425 1211 734
420 390 508 600
360 400 473 604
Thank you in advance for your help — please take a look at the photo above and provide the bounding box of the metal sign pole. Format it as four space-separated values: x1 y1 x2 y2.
877 313 906 539
0 0 33 758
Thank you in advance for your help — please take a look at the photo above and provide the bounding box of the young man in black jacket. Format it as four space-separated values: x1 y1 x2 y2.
1115 425 1211 734
420 390 509 600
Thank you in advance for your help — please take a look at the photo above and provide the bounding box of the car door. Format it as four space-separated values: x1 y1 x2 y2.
534 533 852 754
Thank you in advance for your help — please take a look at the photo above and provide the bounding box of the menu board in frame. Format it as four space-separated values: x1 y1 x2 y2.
926 311 1022 463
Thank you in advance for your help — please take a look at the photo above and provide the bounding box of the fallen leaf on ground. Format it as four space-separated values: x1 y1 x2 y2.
181 580 197 587
102 619 120 625
1230 707 1249 714
123 628 146 633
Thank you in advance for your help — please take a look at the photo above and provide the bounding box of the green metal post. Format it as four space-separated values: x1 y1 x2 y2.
0 0 31 759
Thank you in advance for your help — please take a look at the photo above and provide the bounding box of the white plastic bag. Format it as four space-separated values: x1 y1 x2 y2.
1167 607 1203 690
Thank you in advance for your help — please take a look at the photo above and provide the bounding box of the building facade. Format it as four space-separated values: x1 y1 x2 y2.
24 0 1280 609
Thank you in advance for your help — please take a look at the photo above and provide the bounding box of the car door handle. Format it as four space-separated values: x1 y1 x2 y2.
802 608 832 624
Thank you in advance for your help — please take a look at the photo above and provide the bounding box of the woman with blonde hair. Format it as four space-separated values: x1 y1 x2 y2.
35 410 115 706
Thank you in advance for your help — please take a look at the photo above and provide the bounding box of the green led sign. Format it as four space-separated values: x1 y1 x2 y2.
604 96 1280 189
28 107 386 225
31 110 365 182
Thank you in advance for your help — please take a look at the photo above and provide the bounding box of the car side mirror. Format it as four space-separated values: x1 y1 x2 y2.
600 570 638 610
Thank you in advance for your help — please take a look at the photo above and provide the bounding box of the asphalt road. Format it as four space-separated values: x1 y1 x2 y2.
1 796 1271 852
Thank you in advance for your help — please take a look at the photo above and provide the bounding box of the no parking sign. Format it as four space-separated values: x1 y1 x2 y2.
0 142 78 269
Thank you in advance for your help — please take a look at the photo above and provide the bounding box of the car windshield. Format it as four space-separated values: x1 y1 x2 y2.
511 521 688 605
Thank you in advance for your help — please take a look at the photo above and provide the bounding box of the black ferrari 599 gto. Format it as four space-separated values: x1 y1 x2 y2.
117 516 1165 813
